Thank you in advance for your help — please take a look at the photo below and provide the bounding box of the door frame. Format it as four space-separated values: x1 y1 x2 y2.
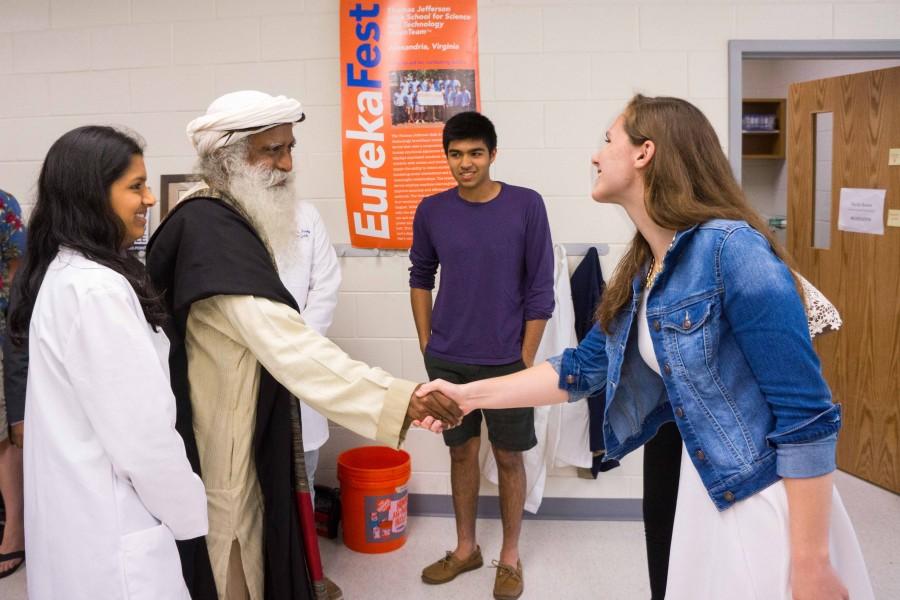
728 39 900 183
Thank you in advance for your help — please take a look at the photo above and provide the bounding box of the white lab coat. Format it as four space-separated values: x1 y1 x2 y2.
276 202 341 451
543 261 593 475
23 249 208 600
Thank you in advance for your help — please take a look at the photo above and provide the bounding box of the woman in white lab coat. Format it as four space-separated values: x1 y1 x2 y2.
7 126 208 600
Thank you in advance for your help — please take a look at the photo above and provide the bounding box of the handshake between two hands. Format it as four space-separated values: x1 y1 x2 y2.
406 380 471 433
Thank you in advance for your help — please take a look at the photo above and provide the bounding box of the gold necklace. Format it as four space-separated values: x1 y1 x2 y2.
645 257 663 289
646 233 677 289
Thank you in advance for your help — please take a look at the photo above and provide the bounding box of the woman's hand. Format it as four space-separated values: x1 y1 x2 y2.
416 379 474 415
406 385 463 432
791 559 849 600
783 474 847 600
411 415 445 432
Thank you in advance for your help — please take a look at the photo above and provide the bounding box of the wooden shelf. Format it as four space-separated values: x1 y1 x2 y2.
742 98 786 160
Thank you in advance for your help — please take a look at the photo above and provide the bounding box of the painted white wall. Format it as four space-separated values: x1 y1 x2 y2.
2 0 898 502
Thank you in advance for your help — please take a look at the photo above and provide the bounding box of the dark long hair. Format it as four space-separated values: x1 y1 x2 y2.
8 126 167 344
596 95 801 332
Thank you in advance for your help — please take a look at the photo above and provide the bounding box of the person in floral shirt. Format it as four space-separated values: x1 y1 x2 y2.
0 187 26 579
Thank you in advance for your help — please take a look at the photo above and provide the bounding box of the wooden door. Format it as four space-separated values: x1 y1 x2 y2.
787 66 900 494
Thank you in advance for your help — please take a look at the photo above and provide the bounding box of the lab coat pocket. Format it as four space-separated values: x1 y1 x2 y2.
120 524 190 600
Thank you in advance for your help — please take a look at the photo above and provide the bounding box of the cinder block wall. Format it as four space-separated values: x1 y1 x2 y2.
2 0 895 503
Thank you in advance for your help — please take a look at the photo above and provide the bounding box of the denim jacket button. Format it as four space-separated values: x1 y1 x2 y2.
674 407 684 418
653 320 661 332
664 363 672 376
695 449 706 461
723 491 735 502
565 374 575 385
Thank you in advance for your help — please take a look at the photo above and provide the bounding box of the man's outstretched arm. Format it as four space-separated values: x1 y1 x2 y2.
191 294 461 446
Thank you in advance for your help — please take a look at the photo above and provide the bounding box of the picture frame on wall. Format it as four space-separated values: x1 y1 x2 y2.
160 173 202 217
126 204 155 260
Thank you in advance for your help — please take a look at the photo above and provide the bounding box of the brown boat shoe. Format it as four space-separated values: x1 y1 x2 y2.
492 559 524 600
421 546 484 584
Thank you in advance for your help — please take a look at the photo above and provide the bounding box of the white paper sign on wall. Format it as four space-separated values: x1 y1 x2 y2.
889 148 900 166
837 188 886 235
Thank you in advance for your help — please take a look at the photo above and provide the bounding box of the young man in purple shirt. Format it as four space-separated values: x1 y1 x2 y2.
410 112 554 600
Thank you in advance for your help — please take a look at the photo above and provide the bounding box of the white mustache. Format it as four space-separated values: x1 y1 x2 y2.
261 168 294 188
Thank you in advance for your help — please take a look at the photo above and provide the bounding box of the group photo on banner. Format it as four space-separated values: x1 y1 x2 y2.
340 0 480 248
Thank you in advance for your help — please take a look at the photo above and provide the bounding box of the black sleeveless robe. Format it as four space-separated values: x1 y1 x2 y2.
147 196 313 600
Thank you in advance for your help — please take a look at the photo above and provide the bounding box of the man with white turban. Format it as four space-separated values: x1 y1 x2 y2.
194 92 341 511
147 91 460 600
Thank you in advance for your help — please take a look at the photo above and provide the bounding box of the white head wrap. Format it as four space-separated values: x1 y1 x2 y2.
186 90 305 157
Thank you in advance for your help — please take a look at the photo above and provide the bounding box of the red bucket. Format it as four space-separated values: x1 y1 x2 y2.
337 446 411 553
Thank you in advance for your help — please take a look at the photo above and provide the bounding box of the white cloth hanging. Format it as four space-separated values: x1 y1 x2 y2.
479 244 591 512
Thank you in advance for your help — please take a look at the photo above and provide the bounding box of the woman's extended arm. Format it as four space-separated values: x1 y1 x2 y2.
417 362 566 415
417 320 611 414
784 473 849 600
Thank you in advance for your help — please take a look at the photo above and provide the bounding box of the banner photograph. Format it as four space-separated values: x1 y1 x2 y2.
340 0 480 248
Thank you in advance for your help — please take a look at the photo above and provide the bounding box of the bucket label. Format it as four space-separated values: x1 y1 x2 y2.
364 491 408 543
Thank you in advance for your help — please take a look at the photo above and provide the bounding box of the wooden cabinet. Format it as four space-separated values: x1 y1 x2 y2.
742 98 786 159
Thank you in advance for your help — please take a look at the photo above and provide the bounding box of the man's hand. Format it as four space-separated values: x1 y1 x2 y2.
410 288 433 355
9 422 24 449
407 386 463 429
520 319 546 369
416 379 473 415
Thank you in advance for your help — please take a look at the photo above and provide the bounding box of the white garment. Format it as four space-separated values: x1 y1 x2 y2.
636 291 658 373
24 249 208 600
637 293 873 600
551 251 595 471
667 445 874 600
480 244 591 513
275 202 341 452
797 272 843 337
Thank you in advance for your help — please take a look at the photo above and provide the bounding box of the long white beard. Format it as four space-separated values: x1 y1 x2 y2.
226 162 301 269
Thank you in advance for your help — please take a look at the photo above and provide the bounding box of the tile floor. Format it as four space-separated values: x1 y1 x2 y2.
2 471 897 599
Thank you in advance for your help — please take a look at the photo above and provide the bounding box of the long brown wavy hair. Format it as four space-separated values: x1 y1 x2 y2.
595 94 799 333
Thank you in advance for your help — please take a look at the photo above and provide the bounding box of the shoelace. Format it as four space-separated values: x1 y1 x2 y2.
490 560 522 581
438 551 456 567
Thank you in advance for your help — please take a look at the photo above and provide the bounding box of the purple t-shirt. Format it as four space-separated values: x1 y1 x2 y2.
409 183 555 365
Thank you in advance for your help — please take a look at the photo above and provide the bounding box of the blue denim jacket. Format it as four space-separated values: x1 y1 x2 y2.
549 220 841 510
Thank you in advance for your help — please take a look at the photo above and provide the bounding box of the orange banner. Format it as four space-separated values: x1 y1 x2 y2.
340 0 480 248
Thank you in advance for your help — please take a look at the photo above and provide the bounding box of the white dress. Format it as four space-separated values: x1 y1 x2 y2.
635 293 874 600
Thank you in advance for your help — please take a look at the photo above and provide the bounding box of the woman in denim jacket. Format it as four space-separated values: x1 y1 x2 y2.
417 95 873 600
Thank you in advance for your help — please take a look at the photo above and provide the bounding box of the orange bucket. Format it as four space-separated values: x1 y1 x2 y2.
337 446 411 554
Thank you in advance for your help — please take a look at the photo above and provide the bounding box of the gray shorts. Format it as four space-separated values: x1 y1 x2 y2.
424 353 536 452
